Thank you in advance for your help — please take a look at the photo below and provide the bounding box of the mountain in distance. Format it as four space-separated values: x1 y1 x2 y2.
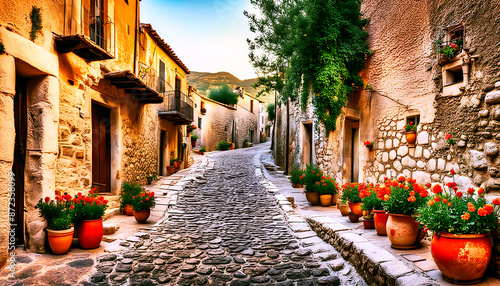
187 71 273 103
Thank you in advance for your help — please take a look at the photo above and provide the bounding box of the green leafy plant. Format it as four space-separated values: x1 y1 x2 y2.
200 146 207 152
303 164 322 193
0 42 5 54
216 140 232 151
36 194 74 230
243 139 250 148
191 134 199 141
417 170 499 234
290 166 306 186
30 6 42 41
445 132 456 145
266 103 275 122
341 183 363 203
381 177 428 215
437 38 463 59
72 188 108 223
317 177 339 195
404 121 417 132
208 84 239 105
120 181 142 209
187 124 197 133
132 191 156 211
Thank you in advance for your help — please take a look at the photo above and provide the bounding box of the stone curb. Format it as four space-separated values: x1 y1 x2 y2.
253 152 439 286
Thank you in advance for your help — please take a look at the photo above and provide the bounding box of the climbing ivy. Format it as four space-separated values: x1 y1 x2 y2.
246 0 372 132
30 6 42 41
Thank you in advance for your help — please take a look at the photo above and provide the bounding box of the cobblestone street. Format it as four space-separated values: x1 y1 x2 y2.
90 146 366 285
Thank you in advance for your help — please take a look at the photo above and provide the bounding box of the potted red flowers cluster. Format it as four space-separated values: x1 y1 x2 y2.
132 191 156 223
359 184 381 229
36 194 74 254
381 177 428 249
417 170 500 284
72 188 108 249
120 181 142 216
341 183 364 218
404 122 417 146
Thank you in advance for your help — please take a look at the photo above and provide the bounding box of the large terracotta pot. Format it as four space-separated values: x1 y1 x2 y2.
78 219 103 249
348 202 363 217
331 194 338 205
305 192 320 205
405 131 417 146
339 204 350 216
134 210 151 223
431 232 492 284
319 194 332 207
124 204 134 216
47 227 74 255
386 213 420 249
174 160 181 168
373 210 388 236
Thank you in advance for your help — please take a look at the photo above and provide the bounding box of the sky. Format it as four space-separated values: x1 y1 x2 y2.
140 0 258 80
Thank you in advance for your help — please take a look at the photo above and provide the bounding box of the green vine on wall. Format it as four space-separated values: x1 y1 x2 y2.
30 6 42 41
246 0 372 133
0 42 5 54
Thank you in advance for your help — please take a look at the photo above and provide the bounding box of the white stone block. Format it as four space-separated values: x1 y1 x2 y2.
431 174 440 182
382 152 389 162
415 146 422 158
423 149 431 159
385 139 392 149
393 160 402 171
402 156 416 168
0 54 15 94
413 171 431 185
417 131 429 145
389 150 397 160
428 159 436 172
437 159 446 171
417 161 425 168
397 146 408 156
393 138 400 147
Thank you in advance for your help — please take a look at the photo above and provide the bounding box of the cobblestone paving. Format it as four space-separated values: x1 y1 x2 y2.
89 148 364 285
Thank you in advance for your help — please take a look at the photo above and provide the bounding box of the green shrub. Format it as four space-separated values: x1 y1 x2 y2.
243 139 250 148
200 146 207 152
304 164 322 193
208 84 239 105
216 141 232 151
30 6 42 41
290 166 305 185
191 134 198 141
120 181 142 209
267 103 275 121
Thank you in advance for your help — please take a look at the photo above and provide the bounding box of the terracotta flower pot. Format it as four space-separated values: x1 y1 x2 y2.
386 213 420 249
191 140 196 148
174 160 181 169
124 204 134 216
134 210 151 223
230 143 235 150
331 194 338 205
363 219 375 229
373 210 388 236
305 192 320 205
166 166 176 174
200 151 205 155
292 183 303 188
339 204 350 216
78 218 103 249
320 194 332 207
431 232 492 284
47 227 74 255
405 131 417 146
348 213 360 222
348 202 363 217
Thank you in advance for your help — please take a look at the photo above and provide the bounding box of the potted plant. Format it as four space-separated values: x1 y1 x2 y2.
348 212 360 223
200 146 207 155
318 179 338 208
72 188 108 249
120 181 142 216
216 141 232 151
417 169 499 284
173 158 182 169
339 199 350 216
404 122 417 146
373 183 391 235
187 124 196 135
36 194 74 254
146 174 157 185
290 166 305 188
359 186 379 229
191 134 198 148
304 165 322 205
382 177 428 249
341 183 363 216
132 191 156 223
437 38 463 60
364 140 374 151
243 139 250 148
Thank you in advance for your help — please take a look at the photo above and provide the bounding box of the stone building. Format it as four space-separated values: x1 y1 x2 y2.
273 0 500 275
190 87 263 151
0 0 193 267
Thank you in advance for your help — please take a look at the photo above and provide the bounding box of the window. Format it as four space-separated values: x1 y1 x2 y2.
406 115 420 127
250 100 254 113
198 117 202 129
444 66 463 86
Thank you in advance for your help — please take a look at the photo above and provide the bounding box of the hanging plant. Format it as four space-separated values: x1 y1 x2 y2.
30 6 42 41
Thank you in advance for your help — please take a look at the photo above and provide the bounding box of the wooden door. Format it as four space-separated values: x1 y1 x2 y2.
13 76 27 245
92 102 111 194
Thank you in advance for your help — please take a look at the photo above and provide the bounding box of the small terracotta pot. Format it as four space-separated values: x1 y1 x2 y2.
292 183 303 188
431 232 492 284
320 194 332 207
78 219 103 249
305 192 320 205
200 152 205 155
339 204 350 216
363 219 375 229
191 140 196 148
386 213 420 249
133 210 151 223
47 227 74 255
174 160 181 168
166 166 176 174
348 202 363 217
331 194 338 205
373 210 388 236
405 131 417 146
348 213 360 223
124 204 134 216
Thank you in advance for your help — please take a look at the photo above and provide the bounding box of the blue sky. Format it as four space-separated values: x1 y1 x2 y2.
141 0 257 80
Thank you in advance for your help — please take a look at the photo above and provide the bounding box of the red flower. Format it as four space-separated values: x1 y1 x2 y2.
493 198 500 205
103 200 108 205
434 196 440 202
461 212 470 220
445 134 452 140
398 176 405 182
478 188 484 197
484 204 494 215
425 183 431 189
44 197 50 202
69 205 74 210
447 202 452 207
432 184 443 194
456 191 463 197
449 168 456 175
442 199 448 203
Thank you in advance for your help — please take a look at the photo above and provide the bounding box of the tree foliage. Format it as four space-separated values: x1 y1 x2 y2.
208 84 240 105
245 0 372 131
266 103 276 122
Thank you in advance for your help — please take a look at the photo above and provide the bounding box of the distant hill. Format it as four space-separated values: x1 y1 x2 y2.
187 71 273 103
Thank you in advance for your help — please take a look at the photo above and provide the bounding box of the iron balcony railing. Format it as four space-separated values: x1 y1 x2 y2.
137 62 172 95
63 0 115 57
162 90 194 122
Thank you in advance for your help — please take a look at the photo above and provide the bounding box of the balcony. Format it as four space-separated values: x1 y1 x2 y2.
55 2 115 61
159 90 194 125
103 62 167 104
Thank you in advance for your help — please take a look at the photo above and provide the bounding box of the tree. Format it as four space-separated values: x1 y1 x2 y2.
267 103 276 122
245 0 372 131
208 84 239 105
